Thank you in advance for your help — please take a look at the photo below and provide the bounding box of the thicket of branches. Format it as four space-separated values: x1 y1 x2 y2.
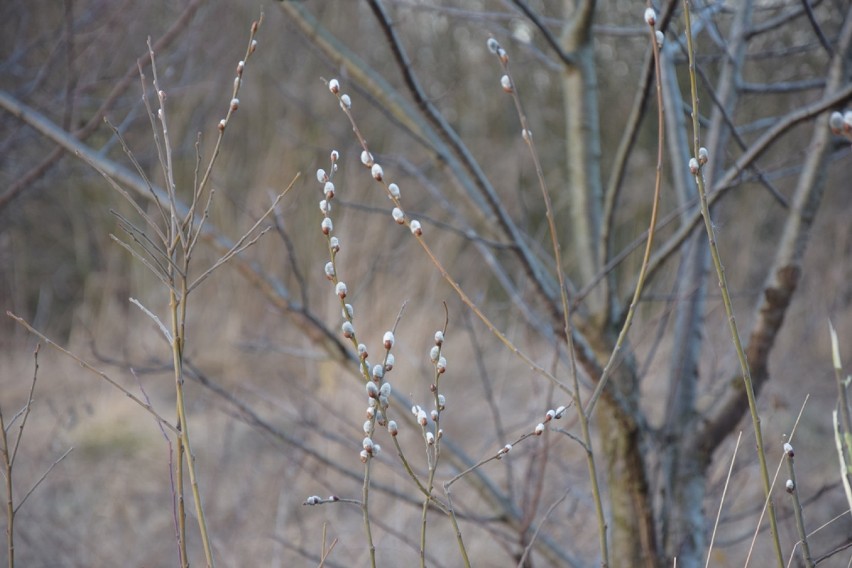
2 0 852 566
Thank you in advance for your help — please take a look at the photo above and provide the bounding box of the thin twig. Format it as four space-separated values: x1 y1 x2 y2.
783 443 815 567
8 345 40 468
799 0 834 56
6 312 178 434
129 298 173 343
0 344 41 568
516 489 570 568
188 179 296 293
15 447 73 512
705 431 742 568
102 118 169 237
110 235 174 291
110 208 179 274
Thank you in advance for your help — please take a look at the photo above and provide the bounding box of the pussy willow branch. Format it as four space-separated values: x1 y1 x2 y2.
682 2 783 565
285 0 563 344
328 81 582 566
491 41 608 565
783 448 814 567
330 85 573 398
421 312 452 568
600 0 679 307
584 18 667 422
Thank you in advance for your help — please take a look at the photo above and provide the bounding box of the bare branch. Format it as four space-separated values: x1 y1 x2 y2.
0 0 205 213
799 0 834 56
6 312 178 435
14 448 73 513
187 178 296 294
129 298 173 343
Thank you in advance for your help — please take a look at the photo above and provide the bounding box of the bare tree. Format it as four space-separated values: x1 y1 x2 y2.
2 0 851 566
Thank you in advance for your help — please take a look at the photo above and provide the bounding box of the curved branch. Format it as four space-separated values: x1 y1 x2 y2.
509 0 576 67
799 0 834 56
600 0 681 319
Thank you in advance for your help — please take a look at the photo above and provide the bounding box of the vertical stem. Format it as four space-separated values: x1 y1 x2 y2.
444 488 472 568
682 3 783 565
420 442 436 566
573 377 608 567
784 451 814 567
176 399 188 568
420 496 429 567
1 410 14 568
831 323 852 437
361 459 376 567
1 344 40 568
171 278 214 567
494 35 611 565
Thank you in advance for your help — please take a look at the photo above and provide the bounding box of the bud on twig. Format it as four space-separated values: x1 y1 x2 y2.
392 208 405 224
335 282 347 298
689 157 700 175
371 163 384 181
366 381 379 398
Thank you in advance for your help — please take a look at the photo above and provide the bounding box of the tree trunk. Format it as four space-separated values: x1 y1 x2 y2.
561 0 603 311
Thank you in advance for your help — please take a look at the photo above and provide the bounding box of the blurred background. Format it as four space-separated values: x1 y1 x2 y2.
1 0 851 566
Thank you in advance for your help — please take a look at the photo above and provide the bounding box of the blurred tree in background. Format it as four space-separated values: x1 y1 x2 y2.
1 0 851 566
